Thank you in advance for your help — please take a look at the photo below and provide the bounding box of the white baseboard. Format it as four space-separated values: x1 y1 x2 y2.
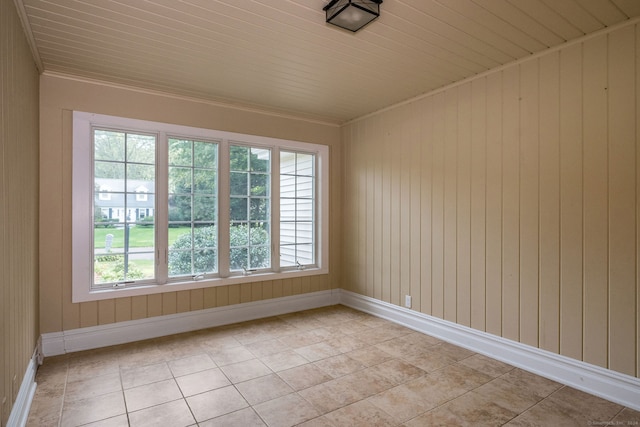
339 290 640 412
41 289 340 357
7 349 38 427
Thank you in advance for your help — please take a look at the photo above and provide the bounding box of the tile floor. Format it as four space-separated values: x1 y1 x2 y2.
27 305 639 426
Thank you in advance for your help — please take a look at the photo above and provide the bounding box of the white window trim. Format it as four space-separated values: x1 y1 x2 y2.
72 111 329 303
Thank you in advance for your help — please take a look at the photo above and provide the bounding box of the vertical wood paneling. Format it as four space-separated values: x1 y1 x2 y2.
131 295 147 320
162 292 177 315
502 66 520 342
582 35 609 368
470 78 487 331
365 117 375 298
538 51 561 354
190 289 204 311
373 115 383 301
419 97 433 315
115 298 131 323
147 294 162 317
608 26 637 376
177 290 191 312
98 300 115 325
390 108 402 306
400 104 412 309
485 72 503 336
559 43 584 361
444 89 458 322
519 59 540 347
0 2 39 421
637 24 640 379
431 92 446 319
409 103 422 312
340 12 639 382
457 82 472 327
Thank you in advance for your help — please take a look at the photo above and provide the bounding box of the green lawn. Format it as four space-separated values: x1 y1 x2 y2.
94 226 191 249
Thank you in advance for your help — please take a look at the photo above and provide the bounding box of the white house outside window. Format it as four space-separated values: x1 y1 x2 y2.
72 112 329 302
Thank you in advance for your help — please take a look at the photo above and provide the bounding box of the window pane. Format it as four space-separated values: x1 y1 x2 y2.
94 130 125 162
193 196 216 222
279 151 315 267
169 195 191 221
193 169 216 194
169 139 192 166
250 173 269 196
230 172 248 196
230 146 249 171
230 198 248 221
194 141 217 168
250 199 269 221
127 134 156 164
250 148 270 172
230 145 271 271
169 167 192 194
168 138 218 277
93 130 156 285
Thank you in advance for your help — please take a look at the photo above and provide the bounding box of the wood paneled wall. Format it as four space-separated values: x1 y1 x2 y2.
39 74 341 334
342 22 640 378
0 0 40 424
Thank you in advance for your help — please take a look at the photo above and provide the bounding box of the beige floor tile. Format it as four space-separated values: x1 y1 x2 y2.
220 358 272 383
402 348 458 372
176 367 231 396
500 368 562 399
346 346 395 367
83 414 130 426
545 386 624 422
64 371 122 402
613 407 640 423
367 384 439 422
299 380 359 413
436 390 518 426
470 378 544 413
295 342 342 362
186 385 249 422
121 361 173 389
236 373 294 405
458 353 514 378
199 407 266 426
314 354 365 378
504 398 586 427
124 379 183 412
168 353 216 377
325 335 367 353
128 399 196 427
277 363 333 391
428 362 494 391
208 345 255 366
371 358 426 385
253 393 320 427
296 416 336 427
28 305 634 427
61 390 126 426
261 349 310 371
246 338 290 358
324 400 396 427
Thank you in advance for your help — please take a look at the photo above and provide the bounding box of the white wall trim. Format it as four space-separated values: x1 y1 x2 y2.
339 290 640 411
7 349 38 427
41 289 340 356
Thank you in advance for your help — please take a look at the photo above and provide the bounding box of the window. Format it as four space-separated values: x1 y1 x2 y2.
72 112 329 302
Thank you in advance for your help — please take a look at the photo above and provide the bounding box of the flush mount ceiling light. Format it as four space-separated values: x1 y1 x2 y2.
323 0 383 32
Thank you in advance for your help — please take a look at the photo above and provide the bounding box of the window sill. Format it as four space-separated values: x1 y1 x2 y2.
72 267 329 303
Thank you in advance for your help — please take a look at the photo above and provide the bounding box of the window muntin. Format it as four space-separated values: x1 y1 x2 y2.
229 145 271 271
93 129 156 286
167 138 218 278
280 151 315 268
73 111 329 302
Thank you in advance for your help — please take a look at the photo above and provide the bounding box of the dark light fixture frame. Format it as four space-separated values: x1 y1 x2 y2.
323 0 383 32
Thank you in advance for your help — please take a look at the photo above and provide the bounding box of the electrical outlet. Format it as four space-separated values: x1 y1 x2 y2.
405 295 412 308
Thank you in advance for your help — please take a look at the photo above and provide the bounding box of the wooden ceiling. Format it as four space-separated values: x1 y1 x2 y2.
16 0 640 124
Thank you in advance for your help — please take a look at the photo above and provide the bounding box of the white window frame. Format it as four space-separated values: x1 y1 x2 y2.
72 111 329 303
